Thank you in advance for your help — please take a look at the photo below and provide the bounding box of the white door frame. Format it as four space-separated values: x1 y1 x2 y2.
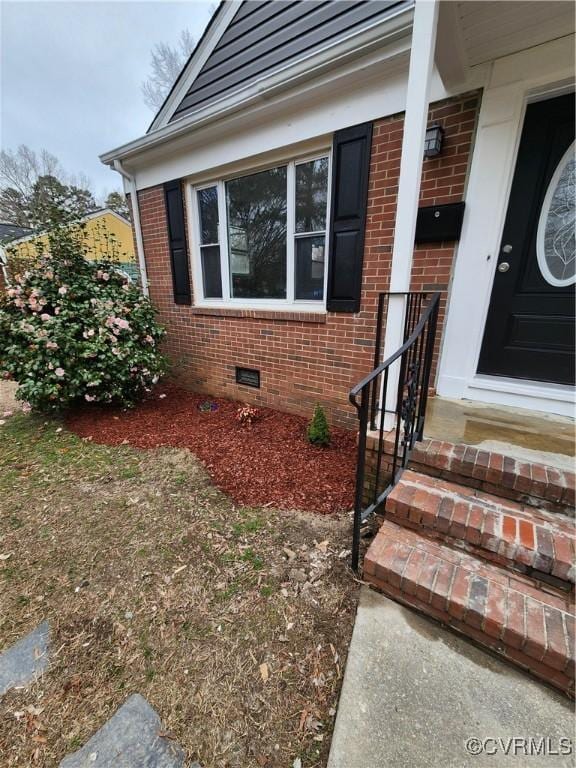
437 36 575 418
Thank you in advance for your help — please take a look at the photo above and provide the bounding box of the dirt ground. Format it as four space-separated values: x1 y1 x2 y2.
0 414 359 767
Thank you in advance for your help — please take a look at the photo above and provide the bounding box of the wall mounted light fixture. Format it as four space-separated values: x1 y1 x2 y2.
424 124 444 158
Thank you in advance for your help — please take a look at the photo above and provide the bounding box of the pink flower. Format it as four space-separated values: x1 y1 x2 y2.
84 394 96 402
54 367 65 377
116 318 130 330
58 286 68 296
112 347 121 356
145 335 154 344
46 341 58 350
40 313 51 322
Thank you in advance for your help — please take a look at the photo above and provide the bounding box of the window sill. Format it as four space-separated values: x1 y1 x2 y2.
189 306 327 323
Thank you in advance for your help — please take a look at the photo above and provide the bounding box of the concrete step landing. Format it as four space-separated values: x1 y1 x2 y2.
328 588 574 768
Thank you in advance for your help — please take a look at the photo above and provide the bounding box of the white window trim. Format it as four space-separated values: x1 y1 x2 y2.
187 151 332 312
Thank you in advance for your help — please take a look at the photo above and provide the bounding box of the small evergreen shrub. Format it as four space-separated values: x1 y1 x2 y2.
0 221 165 411
307 403 330 446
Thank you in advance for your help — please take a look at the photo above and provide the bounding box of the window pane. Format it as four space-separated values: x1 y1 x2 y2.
201 245 222 298
295 235 325 300
226 166 287 299
295 157 329 233
197 186 219 245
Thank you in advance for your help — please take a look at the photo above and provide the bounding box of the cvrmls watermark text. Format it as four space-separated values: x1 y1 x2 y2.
465 737 573 757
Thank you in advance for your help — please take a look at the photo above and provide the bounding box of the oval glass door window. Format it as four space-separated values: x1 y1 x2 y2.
536 141 575 287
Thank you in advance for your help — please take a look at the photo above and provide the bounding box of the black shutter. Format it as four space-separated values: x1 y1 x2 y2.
164 179 191 305
326 122 373 312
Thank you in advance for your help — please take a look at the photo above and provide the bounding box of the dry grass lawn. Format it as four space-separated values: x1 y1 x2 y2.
0 414 359 767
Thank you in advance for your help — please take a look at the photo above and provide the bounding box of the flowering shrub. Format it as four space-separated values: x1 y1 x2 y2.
236 404 259 426
0 224 165 411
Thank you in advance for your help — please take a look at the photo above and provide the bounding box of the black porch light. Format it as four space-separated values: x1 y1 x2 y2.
424 124 444 158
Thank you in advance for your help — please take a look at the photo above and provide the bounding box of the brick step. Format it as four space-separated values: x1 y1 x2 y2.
364 519 575 695
375 434 575 514
387 470 575 586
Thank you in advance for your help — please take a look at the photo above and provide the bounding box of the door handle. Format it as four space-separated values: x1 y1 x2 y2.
498 262 510 273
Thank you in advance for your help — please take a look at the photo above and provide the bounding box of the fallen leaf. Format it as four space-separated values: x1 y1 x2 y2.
259 662 269 682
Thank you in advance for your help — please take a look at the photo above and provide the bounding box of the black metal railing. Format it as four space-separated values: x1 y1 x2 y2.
349 292 441 570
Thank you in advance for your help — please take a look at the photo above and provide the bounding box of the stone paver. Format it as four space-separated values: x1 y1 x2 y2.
0 621 49 695
59 694 188 768
328 587 574 768
0 379 19 415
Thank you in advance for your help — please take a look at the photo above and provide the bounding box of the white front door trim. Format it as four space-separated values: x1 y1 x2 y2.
437 35 575 418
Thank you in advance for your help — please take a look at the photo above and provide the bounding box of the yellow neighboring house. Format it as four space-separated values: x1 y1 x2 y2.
3 208 138 281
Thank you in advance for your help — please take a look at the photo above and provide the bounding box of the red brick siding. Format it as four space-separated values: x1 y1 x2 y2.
368 92 481 385
137 91 481 427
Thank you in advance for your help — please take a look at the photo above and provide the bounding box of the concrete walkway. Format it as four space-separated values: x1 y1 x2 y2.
328 588 574 768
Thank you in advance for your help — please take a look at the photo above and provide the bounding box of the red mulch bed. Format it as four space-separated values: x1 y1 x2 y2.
65 384 357 514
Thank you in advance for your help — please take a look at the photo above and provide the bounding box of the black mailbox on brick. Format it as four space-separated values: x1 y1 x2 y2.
415 202 465 243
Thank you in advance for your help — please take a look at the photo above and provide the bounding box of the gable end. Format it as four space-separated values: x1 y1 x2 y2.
170 0 410 123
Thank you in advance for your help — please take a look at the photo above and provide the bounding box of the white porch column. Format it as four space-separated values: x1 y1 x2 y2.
382 0 439 429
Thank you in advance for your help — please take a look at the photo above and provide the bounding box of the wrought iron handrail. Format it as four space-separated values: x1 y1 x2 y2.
349 291 441 570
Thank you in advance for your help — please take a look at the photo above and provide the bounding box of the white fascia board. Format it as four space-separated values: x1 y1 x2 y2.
100 6 415 167
119 53 460 192
149 1 243 132
435 0 469 90
124 50 417 190
82 208 131 226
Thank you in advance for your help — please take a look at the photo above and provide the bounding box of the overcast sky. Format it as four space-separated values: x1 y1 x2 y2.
1 0 214 200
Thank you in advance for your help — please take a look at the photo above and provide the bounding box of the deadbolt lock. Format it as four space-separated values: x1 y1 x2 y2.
498 262 510 273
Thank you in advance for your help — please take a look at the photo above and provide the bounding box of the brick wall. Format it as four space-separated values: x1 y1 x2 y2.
368 92 480 385
137 91 481 428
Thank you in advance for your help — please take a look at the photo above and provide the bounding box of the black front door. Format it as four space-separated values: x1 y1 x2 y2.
478 93 575 385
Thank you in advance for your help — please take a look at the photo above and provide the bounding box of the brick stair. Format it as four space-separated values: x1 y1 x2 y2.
364 518 575 695
386 471 575 585
378 434 575 515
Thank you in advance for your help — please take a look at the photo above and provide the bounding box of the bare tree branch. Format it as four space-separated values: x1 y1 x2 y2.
141 29 195 111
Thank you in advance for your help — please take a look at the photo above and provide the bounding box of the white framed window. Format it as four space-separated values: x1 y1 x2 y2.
189 153 331 309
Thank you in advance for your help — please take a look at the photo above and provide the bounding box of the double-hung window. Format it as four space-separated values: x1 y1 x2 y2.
191 154 330 307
